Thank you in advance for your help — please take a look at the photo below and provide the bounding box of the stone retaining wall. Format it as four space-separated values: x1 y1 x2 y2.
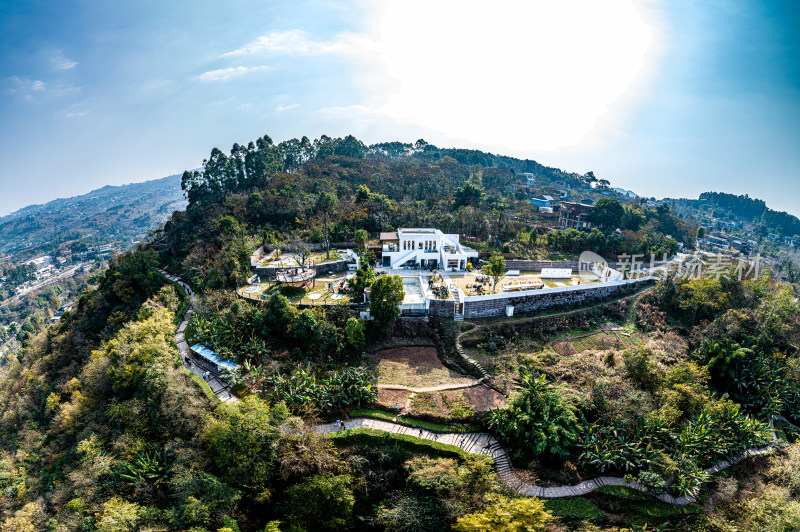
462 278 653 318
503 260 579 270
428 298 456 317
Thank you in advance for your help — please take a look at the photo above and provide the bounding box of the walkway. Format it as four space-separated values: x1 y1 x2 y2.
377 378 485 394
318 417 779 506
157 269 238 404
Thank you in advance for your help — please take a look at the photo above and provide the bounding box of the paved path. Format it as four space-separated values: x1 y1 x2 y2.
319 417 778 506
157 269 238 404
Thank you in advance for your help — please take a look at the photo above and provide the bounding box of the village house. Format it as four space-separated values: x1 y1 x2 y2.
379 228 479 271
531 195 557 211
557 201 594 230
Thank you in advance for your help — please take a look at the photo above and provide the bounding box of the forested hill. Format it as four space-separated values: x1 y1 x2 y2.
0 174 187 255
671 191 800 237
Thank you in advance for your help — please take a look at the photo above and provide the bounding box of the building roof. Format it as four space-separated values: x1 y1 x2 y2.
190 344 239 371
380 232 398 241
542 195 555 201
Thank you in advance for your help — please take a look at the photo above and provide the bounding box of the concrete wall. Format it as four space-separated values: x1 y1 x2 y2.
462 277 654 318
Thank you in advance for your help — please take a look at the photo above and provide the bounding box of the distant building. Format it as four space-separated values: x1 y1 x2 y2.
380 228 478 270
557 201 594 230
531 195 556 210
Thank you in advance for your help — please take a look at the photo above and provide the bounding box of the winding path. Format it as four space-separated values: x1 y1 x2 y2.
319 417 779 506
158 269 238 404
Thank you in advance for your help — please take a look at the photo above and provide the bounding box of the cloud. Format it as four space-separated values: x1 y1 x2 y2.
31 80 46 91
65 110 89 118
52 57 78 70
274 103 300 112
196 65 269 81
223 29 371 57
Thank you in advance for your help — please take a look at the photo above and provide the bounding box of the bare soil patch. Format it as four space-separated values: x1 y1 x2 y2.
371 347 474 388
376 388 411 408
408 385 506 419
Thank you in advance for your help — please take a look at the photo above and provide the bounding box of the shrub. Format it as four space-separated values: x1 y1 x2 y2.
455 495 552 532
542 497 603 523
285 474 355 531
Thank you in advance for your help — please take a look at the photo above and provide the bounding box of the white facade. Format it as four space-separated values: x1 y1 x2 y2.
381 228 478 271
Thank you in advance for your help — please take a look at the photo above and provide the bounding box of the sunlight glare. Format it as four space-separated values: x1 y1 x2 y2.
370 0 654 151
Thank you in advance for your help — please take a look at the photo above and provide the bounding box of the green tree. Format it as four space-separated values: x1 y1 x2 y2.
350 259 375 303
353 229 368 252
344 317 365 351
206 396 288 497
484 254 505 294
453 495 552 532
285 474 355 531
453 182 484 209
292 309 321 349
489 371 579 461
262 293 296 336
592 198 625 230
96 497 143 532
370 275 404 329
315 191 338 260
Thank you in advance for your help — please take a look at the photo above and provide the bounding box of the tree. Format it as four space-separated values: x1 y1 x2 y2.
344 317 365 351
288 238 312 269
315 191 338 260
484 254 505 294
453 182 484 209
454 495 552 532
262 293 296 336
285 474 355 531
292 309 321 348
350 259 375 303
488 371 579 461
370 274 404 328
697 226 707 239
354 229 368 252
206 396 288 496
592 198 625 230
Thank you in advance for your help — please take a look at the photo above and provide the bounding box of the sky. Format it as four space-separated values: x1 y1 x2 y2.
1 0 798 217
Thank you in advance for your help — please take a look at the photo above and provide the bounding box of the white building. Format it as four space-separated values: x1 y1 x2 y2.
380 228 479 271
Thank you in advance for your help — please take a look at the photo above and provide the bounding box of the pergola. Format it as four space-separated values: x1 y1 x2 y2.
275 267 316 286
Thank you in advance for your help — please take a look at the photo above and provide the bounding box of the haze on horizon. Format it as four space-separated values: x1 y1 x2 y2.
0 0 798 217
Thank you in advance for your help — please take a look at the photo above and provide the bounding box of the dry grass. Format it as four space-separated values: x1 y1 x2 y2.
371 347 475 388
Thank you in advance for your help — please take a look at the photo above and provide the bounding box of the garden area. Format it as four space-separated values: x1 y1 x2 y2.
450 270 600 295
259 250 348 267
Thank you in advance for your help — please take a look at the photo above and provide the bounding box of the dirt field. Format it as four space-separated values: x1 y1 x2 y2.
376 388 412 408
371 347 475 388
551 331 646 356
408 385 506 418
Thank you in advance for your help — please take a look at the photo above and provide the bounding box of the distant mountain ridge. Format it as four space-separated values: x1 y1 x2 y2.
0 174 187 255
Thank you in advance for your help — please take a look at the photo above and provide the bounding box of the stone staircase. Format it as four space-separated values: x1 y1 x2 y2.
316 417 778 506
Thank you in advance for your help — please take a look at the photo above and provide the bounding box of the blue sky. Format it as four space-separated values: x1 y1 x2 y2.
1 0 798 217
